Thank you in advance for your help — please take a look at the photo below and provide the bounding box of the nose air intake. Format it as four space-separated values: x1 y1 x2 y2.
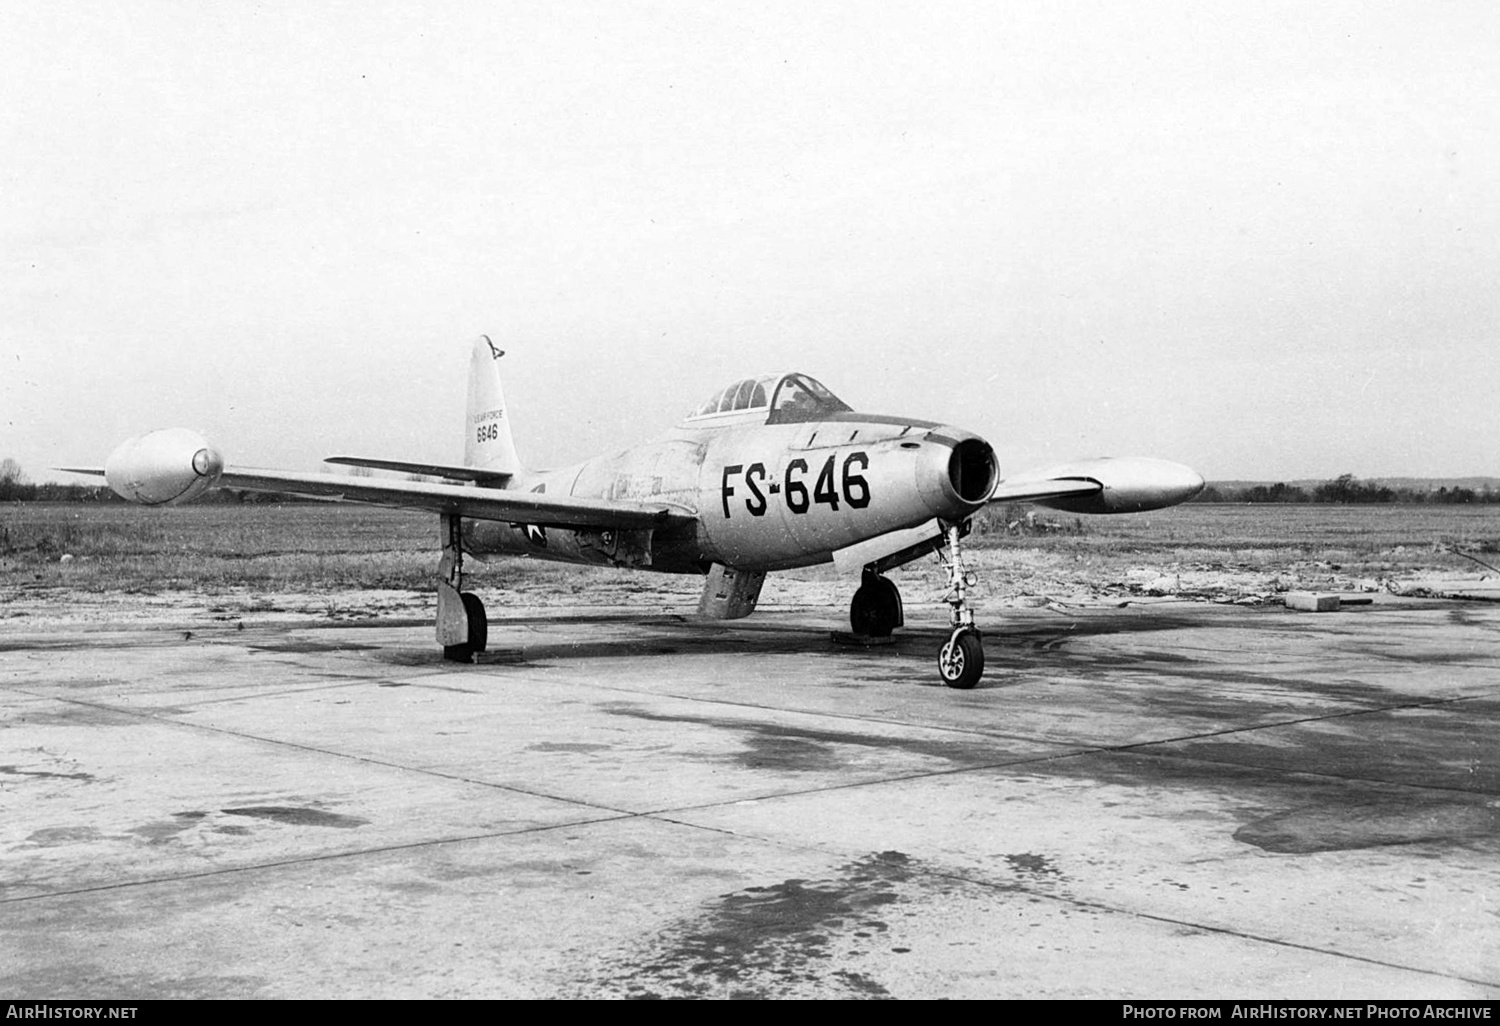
918 430 999 522
949 437 998 504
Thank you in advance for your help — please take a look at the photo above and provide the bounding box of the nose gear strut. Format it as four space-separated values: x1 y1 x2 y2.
936 520 984 689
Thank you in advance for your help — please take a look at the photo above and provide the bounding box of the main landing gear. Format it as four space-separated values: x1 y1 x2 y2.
936 520 984 689
850 567 903 637
437 514 488 663
446 593 488 662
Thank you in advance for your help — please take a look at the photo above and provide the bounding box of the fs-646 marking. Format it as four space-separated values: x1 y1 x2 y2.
722 452 871 518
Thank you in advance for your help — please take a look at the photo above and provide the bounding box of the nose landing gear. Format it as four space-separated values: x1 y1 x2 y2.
937 520 984 689
843 521 985 688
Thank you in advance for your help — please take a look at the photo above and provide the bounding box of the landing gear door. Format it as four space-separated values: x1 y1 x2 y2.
831 518 944 576
698 564 766 620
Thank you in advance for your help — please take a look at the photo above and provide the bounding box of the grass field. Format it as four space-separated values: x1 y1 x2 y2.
1 503 439 591
5 502 1500 594
981 502 1500 559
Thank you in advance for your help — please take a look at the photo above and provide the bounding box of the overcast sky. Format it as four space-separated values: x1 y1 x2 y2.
4 1 1497 484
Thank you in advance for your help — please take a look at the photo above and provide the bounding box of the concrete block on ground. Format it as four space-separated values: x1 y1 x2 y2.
1284 591 1341 612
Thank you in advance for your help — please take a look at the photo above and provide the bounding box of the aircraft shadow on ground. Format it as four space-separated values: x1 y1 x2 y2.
325 607 1227 690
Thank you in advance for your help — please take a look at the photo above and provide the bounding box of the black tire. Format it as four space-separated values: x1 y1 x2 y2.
850 577 902 637
937 630 984 689
461 592 488 653
442 593 488 662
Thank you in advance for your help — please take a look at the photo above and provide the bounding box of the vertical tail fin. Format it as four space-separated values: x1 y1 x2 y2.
465 335 523 475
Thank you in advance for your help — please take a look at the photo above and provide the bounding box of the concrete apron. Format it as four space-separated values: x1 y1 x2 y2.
1 596 1497 998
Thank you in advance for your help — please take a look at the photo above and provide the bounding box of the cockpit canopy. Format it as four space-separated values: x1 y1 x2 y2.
686 373 852 425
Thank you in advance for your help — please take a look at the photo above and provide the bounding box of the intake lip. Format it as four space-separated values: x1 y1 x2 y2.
919 429 998 519
948 436 998 504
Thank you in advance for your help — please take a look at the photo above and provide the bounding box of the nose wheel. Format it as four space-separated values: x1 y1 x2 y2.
937 520 984 688
938 628 984 689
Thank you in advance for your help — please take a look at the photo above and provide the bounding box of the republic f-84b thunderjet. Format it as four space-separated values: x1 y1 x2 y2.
72 336 1203 688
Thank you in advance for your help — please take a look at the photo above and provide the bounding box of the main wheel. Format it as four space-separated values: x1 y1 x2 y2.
442 592 488 662
461 592 488 653
937 630 984 689
850 576 902 637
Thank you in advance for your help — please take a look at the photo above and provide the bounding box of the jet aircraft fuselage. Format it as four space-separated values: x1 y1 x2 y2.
466 371 995 576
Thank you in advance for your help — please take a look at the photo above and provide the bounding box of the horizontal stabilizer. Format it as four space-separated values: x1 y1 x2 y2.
324 457 512 487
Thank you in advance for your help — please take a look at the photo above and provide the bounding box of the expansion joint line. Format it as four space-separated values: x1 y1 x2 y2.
0 814 633 908
1095 691 1499 794
8 686 642 816
635 794 1500 993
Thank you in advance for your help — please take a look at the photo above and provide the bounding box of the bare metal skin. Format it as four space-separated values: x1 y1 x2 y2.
64 335 1204 687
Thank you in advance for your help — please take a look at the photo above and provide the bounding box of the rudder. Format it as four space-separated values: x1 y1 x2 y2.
465 335 523 475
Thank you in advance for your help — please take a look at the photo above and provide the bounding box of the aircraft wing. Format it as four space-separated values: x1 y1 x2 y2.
989 457 1205 514
62 439 688 530
217 469 688 529
989 479 1103 505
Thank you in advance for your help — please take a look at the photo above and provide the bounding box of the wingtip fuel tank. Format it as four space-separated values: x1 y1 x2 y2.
104 428 224 505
